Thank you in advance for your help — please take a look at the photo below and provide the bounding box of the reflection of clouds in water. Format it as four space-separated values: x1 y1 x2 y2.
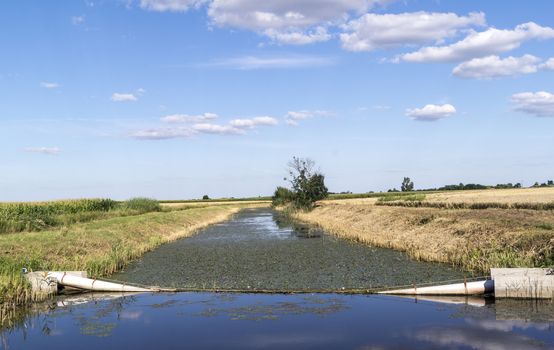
411 326 549 350
119 311 143 320
466 318 552 332
243 332 342 348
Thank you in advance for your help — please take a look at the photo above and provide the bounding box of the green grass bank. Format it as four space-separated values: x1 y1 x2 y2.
0 204 259 308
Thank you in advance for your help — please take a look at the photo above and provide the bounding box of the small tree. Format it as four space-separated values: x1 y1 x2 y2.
401 177 414 192
272 157 328 209
202 195 210 200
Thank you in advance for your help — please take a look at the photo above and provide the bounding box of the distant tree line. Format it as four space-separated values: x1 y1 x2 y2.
385 177 552 193
532 180 554 188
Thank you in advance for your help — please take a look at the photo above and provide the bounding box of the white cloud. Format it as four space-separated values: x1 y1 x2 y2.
539 57 554 70
453 54 541 79
139 0 207 12
40 82 60 89
192 123 244 135
207 0 390 44
129 127 195 140
230 116 279 128
285 110 331 125
263 27 331 45
400 22 554 63
511 91 554 117
24 147 61 155
208 55 335 70
71 16 85 25
111 93 138 102
341 11 485 52
161 113 218 123
132 112 281 140
405 104 456 121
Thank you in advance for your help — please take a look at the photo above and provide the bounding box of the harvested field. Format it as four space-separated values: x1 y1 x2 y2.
293 195 554 273
423 187 554 204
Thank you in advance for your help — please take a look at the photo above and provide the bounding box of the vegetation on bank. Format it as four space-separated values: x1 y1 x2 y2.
376 200 554 210
272 157 329 210
292 200 554 274
0 204 248 307
160 196 272 204
0 198 161 234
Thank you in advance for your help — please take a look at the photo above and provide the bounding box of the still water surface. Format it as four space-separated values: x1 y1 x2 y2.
2 293 554 349
2 208 553 349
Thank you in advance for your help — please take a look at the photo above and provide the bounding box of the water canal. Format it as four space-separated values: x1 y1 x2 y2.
2 208 553 349
114 208 465 290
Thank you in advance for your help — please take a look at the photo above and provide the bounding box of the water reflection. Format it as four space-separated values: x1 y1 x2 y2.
1 293 553 349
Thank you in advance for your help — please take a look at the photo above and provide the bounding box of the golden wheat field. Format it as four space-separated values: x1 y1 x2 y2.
423 187 554 204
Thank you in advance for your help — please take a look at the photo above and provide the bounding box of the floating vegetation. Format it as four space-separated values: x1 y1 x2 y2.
115 209 466 290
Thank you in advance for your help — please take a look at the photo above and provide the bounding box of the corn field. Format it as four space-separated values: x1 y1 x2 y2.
0 199 119 234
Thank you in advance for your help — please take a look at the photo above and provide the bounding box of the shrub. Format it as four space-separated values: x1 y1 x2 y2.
272 187 295 207
120 198 161 213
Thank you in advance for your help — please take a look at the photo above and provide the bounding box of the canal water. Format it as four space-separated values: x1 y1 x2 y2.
2 208 553 349
2 293 553 349
114 208 465 290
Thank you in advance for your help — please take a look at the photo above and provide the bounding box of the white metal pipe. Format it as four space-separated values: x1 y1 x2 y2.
378 280 493 296
48 272 152 292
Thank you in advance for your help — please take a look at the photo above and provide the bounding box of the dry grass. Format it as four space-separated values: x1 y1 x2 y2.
293 197 554 273
424 187 554 204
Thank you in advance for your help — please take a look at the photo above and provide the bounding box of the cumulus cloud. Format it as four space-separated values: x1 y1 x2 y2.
263 27 331 45
111 93 138 102
130 123 244 139
453 54 541 79
207 55 335 70
161 113 218 123
132 114 278 140
511 91 554 117
207 0 390 44
129 127 195 140
230 116 279 127
405 104 456 121
24 147 61 155
139 0 207 12
341 11 485 52
191 123 244 135
399 22 554 63
40 82 60 89
539 57 554 70
285 110 332 125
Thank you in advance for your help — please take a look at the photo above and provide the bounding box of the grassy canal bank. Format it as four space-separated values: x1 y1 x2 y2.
292 188 554 273
0 202 266 309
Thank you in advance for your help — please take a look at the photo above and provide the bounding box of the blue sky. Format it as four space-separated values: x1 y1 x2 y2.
1 0 554 201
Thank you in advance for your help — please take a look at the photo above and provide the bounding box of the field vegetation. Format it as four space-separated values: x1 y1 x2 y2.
0 198 161 234
292 188 554 274
0 200 267 312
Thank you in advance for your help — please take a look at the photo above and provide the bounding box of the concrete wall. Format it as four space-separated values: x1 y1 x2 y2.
491 268 554 299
